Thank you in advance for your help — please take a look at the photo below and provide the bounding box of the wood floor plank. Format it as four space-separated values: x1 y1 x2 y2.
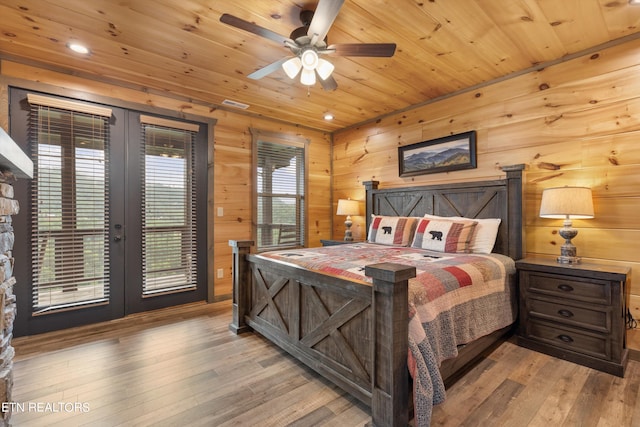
461 378 524 426
492 356 575 426
217 381 341 426
430 340 529 425
9 300 640 426
318 401 371 427
630 360 640 427
595 359 640 427
523 361 589 426
564 370 615 427
505 345 552 384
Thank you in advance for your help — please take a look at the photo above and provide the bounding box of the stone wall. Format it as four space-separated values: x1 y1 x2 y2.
0 171 18 426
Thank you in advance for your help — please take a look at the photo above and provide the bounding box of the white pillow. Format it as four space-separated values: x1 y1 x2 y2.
423 214 501 254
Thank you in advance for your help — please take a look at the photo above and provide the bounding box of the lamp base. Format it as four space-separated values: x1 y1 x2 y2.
557 220 580 264
343 215 353 241
557 255 581 264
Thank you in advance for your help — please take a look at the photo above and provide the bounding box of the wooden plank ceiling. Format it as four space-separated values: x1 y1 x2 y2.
1 0 640 132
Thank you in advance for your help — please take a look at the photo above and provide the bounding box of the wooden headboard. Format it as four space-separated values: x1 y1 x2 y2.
363 164 525 260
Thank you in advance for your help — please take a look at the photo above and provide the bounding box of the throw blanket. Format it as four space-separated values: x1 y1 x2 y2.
259 243 516 426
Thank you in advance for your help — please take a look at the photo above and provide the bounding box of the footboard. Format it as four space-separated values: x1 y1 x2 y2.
229 240 416 427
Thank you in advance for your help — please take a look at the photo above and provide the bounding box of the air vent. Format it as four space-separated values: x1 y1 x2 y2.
222 99 250 109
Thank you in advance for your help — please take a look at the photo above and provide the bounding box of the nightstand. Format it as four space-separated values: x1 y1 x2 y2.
320 239 363 246
516 257 631 377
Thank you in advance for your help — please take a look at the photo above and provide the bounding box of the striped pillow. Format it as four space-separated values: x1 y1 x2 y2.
411 217 478 253
368 215 418 246
423 214 501 254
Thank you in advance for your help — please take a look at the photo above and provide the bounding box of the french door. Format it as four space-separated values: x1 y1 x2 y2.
10 88 208 336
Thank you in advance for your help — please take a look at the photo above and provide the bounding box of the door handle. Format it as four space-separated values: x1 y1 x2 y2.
114 224 123 241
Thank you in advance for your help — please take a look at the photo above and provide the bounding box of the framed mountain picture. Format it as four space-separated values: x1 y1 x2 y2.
398 131 477 177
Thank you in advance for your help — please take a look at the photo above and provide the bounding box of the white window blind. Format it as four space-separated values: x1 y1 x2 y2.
256 140 305 250
28 100 111 313
141 121 197 295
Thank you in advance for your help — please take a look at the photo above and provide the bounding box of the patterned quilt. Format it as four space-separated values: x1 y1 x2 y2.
258 243 517 426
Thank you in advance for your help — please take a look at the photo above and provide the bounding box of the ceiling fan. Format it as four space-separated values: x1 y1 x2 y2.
219 0 396 91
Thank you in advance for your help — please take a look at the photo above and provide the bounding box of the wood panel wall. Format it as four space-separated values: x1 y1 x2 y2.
2 36 639 315
332 37 640 318
0 60 332 300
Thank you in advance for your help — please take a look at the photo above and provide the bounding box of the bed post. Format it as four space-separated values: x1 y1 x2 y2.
228 240 254 334
501 164 525 260
363 180 379 234
365 262 416 427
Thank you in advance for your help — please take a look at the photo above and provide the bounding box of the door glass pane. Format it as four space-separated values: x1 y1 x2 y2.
141 124 197 295
256 140 305 250
30 106 110 313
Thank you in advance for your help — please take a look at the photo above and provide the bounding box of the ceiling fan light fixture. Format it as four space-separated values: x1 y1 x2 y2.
316 58 334 80
300 68 316 86
282 57 302 79
300 49 319 70
220 4 397 92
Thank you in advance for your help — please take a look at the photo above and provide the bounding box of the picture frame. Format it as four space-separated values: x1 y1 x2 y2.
398 130 477 177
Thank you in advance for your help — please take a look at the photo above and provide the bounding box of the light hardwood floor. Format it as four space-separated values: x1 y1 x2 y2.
10 300 640 426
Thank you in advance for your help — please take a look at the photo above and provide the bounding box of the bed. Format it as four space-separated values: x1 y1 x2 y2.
228 164 525 426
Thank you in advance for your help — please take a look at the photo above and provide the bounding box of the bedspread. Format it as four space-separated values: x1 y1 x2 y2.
258 243 516 426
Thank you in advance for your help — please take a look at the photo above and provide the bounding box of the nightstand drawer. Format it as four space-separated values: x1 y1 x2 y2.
527 273 611 305
528 298 610 333
526 320 610 360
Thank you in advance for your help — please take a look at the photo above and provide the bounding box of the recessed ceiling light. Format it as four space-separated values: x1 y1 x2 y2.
324 113 334 120
67 43 90 55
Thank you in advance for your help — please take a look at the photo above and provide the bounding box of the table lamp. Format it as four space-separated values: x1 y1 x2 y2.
539 186 594 264
336 199 360 241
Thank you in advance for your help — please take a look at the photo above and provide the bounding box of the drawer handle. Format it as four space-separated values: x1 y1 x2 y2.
558 309 574 318
557 284 574 292
557 334 574 343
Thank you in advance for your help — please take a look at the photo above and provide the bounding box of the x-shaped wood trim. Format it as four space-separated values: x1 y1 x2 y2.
300 286 371 381
379 196 401 216
250 266 289 333
437 189 498 217
400 194 424 217
379 194 425 217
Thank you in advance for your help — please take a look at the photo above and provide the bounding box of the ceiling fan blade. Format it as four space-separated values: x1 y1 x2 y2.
247 57 291 80
220 13 293 46
307 0 345 43
319 74 338 91
328 43 397 57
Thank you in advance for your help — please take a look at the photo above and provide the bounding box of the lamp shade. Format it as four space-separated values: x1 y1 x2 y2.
316 58 335 80
282 57 302 79
539 186 594 219
336 199 360 216
300 68 316 86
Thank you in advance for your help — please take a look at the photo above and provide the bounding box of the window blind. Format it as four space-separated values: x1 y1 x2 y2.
256 140 305 250
140 122 197 295
28 101 111 313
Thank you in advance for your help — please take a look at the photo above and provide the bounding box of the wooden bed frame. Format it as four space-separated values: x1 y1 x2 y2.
229 164 525 426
